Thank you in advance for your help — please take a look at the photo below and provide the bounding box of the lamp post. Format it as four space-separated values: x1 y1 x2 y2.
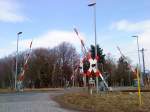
132 35 143 85
88 0 99 93
15 32 22 90
132 35 141 67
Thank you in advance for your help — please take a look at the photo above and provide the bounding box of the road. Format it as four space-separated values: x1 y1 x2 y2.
0 90 77 112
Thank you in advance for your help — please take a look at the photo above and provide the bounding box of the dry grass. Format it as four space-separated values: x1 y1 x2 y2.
56 92 150 112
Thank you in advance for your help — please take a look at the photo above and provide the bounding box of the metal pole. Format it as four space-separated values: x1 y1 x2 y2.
93 2 99 93
141 48 146 78
132 35 143 86
136 36 141 68
88 0 99 93
72 63 75 87
15 32 22 90
15 35 19 90
136 36 144 85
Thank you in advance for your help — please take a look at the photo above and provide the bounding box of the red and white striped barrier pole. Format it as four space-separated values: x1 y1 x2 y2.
18 40 33 83
73 27 88 87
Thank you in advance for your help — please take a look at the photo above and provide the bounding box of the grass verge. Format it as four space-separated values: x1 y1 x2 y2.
0 89 15 93
55 92 150 112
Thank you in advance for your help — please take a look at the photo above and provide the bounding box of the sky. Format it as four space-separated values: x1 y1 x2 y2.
0 0 150 70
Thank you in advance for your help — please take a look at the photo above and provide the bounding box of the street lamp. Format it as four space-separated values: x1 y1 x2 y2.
15 32 22 90
132 35 143 85
88 1 97 57
88 0 99 93
132 35 141 67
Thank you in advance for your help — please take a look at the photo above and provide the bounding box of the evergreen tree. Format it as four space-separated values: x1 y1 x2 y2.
115 56 133 86
90 45 105 72
90 45 105 64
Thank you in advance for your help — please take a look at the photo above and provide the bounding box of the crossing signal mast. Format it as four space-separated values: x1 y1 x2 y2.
116 46 127 59
73 27 88 87
116 46 140 85
73 27 109 92
117 46 136 72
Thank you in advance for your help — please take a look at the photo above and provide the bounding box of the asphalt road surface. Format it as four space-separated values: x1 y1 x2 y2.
0 91 77 112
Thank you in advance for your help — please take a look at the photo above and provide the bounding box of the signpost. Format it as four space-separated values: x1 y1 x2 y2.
89 77 95 95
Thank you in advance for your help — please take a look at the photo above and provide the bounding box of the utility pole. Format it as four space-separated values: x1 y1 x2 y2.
140 48 146 77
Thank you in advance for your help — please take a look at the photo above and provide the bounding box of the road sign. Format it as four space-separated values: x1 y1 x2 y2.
89 78 95 85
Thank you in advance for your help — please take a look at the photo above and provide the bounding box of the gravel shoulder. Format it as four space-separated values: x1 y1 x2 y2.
0 89 80 112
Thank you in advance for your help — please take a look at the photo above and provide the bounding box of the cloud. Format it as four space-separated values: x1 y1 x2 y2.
15 30 86 52
110 19 150 70
0 47 15 58
139 30 150 47
0 0 27 22
139 30 150 70
110 20 150 32
0 30 86 58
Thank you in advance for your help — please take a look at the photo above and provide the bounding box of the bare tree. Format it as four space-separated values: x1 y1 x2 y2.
0 42 80 88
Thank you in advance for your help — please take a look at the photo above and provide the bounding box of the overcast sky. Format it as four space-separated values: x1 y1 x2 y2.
0 0 150 70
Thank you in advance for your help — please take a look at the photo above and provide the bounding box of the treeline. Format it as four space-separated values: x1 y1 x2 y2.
90 45 135 87
0 42 81 88
0 42 135 88
104 55 135 86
